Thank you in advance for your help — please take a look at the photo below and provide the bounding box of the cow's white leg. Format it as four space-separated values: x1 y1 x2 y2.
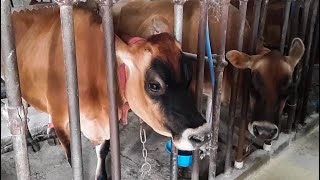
95 140 110 180
206 96 212 124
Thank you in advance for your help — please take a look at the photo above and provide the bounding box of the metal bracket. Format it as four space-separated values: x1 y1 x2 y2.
7 105 27 135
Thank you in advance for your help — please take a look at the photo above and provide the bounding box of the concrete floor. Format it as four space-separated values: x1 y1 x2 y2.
245 127 319 180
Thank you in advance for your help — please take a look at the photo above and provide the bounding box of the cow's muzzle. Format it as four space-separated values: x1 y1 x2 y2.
248 121 279 141
172 123 211 151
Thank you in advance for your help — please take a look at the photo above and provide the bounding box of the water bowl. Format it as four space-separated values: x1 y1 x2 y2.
165 140 193 167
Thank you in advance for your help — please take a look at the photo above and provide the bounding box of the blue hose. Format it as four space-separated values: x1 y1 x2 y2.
205 20 215 91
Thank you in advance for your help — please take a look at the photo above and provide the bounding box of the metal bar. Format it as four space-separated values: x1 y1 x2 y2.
280 0 293 54
99 0 121 179
288 0 312 130
1 0 31 179
192 0 207 179
208 0 230 179
300 14 319 121
249 0 262 54
225 0 248 174
232 0 248 170
296 1 318 124
171 0 186 179
285 0 302 133
57 0 84 179
258 0 269 42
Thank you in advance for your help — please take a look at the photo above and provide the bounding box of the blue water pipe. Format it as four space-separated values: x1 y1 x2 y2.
205 19 215 92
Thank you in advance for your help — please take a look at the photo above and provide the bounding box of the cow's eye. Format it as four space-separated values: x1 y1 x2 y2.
148 82 162 92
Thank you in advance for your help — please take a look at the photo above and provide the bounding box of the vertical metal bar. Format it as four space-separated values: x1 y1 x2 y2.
56 0 84 179
287 0 312 131
99 0 121 179
224 0 248 174
171 0 186 179
192 0 207 179
258 0 269 42
231 0 248 171
296 1 318 124
280 0 293 54
1 0 30 179
286 0 302 133
208 0 230 179
299 14 319 124
249 0 262 54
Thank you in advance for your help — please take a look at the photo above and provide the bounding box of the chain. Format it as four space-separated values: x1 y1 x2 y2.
139 120 151 179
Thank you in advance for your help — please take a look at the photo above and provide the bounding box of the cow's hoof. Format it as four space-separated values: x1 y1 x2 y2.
31 142 41 152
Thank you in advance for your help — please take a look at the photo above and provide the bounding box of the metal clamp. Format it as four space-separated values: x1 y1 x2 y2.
7 105 27 135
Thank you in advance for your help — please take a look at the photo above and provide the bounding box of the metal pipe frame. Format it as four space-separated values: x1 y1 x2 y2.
56 0 84 179
232 0 249 170
280 0 293 54
249 0 262 54
295 1 319 125
192 0 208 179
224 0 248 174
285 0 302 133
299 13 319 123
98 0 121 179
286 0 312 132
208 0 230 179
258 0 269 42
1 0 31 179
171 0 187 179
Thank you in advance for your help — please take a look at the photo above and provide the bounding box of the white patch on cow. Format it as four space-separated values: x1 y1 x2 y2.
80 114 110 143
173 123 211 151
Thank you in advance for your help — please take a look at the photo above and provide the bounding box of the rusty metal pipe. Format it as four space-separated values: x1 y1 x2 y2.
1 0 31 179
99 1 121 179
232 0 249 170
249 0 262 54
208 0 230 179
224 0 248 174
57 1 84 179
258 0 269 42
192 0 207 179
280 0 293 54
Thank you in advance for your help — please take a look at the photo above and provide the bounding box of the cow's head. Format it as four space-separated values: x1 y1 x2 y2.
226 38 305 142
115 33 210 151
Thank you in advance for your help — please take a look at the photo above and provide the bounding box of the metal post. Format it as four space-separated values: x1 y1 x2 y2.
56 0 84 179
192 0 208 179
171 0 186 179
249 0 262 53
208 0 230 179
258 0 269 42
99 0 121 179
296 2 319 124
300 15 319 121
1 0 30 179
285 0 302 133
280 0 293 54
227 0 248 171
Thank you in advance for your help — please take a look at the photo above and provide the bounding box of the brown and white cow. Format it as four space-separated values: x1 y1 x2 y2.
113 0 305 142
7 4 211 179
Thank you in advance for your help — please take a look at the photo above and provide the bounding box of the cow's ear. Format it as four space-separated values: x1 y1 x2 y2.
115 35 136 69
226 50 259 69
286 38 305 70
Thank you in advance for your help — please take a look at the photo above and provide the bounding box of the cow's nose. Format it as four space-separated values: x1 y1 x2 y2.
172 123 211 151
248 121 279 140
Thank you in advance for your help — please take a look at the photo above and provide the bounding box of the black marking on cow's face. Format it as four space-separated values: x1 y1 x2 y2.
144 58 205 138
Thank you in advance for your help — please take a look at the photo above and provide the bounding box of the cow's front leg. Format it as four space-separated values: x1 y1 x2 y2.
95 140 110 180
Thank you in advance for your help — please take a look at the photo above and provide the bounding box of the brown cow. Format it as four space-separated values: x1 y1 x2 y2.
7 4 212 179
113 0 305 142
